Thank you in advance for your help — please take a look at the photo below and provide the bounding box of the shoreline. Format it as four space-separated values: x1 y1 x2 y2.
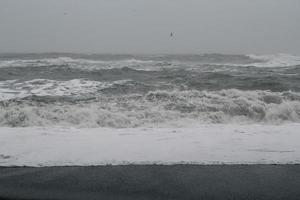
1 124 300 167
1 165 300 200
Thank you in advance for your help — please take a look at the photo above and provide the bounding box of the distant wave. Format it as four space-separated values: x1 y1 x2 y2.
0 57 175 71
1 54 300 70
246 54 300 67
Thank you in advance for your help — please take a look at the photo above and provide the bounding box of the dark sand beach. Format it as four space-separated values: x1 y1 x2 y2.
1 165 300 200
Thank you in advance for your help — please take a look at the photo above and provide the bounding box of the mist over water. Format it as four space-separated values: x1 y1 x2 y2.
0 53 300 128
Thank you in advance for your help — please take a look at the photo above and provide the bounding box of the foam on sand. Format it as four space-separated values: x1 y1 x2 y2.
0 124 299 166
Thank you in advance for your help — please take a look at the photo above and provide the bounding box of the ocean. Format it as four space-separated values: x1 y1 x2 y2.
1 53 300 166
0 53 299 128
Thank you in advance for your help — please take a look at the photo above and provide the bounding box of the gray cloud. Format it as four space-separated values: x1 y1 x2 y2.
0 0 299 54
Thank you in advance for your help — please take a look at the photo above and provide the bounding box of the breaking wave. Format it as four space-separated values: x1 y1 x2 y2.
246 54 300 67
0 89 299 128
1 53 299 128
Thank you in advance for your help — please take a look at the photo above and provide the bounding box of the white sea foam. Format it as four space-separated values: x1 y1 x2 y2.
1 124 299 166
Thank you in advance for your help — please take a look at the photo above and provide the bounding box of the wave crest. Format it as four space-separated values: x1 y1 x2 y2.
0 89 299 128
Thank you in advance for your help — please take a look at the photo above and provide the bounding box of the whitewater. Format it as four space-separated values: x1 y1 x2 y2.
0 53 300 166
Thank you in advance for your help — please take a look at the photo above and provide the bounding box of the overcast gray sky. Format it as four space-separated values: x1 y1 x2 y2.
0 0 299 54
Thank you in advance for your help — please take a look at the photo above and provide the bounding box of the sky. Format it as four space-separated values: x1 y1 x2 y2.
0 0 299 54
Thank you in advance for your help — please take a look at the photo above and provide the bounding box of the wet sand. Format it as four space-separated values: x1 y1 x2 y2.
0 165 300 200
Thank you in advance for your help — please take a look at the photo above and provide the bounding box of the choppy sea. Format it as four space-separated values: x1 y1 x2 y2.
0 53 300 128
